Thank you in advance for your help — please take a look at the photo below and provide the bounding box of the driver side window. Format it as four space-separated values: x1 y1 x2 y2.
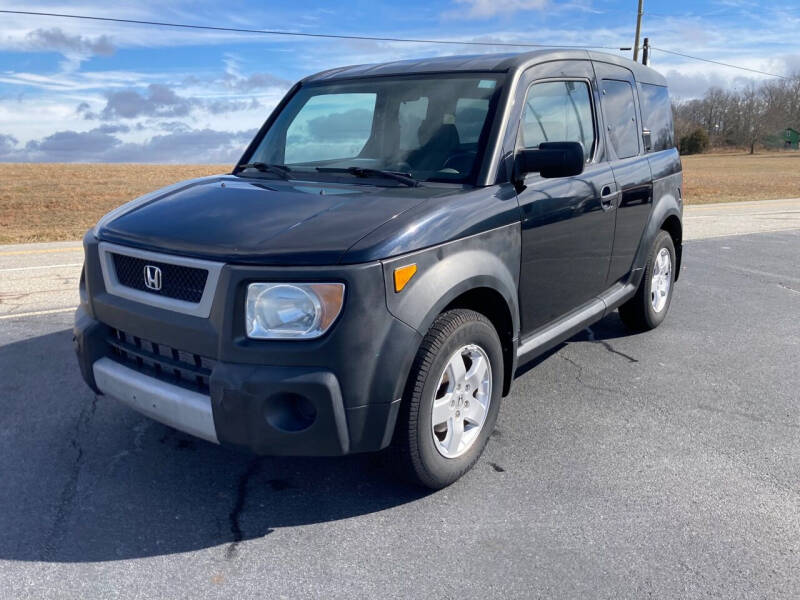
521 81 596 161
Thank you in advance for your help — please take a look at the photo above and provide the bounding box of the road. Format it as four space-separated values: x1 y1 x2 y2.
0 200 798 598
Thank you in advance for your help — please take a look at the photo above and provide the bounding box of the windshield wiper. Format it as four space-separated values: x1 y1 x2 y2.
316 166 420 187
235 162 292 179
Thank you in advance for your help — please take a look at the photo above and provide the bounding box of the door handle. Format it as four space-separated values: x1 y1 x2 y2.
600 183 618 210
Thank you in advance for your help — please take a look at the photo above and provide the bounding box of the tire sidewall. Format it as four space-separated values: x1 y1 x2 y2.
414 317 503 485
643 231 676 328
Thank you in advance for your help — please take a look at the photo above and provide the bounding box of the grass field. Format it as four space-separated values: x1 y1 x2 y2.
1 153 799 244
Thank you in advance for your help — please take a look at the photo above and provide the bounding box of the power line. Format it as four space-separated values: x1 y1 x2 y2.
651 46 788 79
3 9 790 80
0 9 623 50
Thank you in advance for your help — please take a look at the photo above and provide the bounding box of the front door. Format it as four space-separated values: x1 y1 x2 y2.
515 62 617 335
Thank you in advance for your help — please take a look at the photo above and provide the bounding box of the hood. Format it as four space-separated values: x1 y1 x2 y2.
98 175 441 265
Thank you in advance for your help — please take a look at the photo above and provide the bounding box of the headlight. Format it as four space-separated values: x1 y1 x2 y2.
245 282 345 339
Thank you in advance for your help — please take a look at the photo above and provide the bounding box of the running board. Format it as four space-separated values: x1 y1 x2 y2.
516 282 636 362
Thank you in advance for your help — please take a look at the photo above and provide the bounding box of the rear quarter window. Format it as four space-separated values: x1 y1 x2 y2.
639 83 675 152
601 79 639 159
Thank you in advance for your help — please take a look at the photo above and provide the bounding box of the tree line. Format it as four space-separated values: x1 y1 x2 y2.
672 74 800 154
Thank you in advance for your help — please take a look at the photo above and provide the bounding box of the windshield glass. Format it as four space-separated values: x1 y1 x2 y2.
246 74 504 184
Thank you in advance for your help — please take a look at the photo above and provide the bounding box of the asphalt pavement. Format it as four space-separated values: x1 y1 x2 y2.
0 210 798 598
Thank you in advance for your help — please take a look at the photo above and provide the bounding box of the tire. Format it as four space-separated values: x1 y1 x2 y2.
619 230 676 332
392 309 503 489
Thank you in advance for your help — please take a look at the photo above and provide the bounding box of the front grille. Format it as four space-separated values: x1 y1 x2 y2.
112 253 208 303
106 329 216 392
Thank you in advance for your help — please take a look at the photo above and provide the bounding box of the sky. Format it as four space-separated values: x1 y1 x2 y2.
1 0 799 163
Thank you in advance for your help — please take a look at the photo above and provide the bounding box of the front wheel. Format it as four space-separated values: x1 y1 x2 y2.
393 309 503 489
619 230 676 331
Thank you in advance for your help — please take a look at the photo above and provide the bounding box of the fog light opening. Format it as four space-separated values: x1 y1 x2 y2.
264 392 317 432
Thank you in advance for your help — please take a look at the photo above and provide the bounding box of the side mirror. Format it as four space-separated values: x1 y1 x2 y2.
515 141 585 181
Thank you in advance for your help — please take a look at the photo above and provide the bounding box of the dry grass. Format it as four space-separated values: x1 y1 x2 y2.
681 152 800 204
0 163 226 244
1 154 799 243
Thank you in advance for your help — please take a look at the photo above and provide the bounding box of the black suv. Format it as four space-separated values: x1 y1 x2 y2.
75 50 682 489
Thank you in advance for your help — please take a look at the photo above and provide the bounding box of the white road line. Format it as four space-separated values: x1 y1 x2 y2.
0 263 83 273
0 247 82 256
0 307 75 320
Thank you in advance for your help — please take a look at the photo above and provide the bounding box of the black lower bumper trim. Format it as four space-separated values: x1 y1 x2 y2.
210 363 350 456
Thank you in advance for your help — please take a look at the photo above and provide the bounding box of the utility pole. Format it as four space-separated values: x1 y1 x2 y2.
642 37 650 65
633 0 644 62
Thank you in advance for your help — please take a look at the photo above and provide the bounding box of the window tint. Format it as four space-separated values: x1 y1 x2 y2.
398 97 429 151
455 98 489 143
284 93 376 163
601 79 639 158
521 81 595 161
639 83 674 152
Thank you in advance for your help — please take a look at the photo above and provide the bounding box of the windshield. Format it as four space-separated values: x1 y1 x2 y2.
245 74 504 184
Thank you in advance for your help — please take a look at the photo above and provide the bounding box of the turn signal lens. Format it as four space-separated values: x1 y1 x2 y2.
393 264 417 292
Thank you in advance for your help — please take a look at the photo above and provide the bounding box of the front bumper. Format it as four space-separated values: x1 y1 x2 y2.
75 234 420 456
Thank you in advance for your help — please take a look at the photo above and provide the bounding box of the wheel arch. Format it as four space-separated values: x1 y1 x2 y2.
381 224 522 398
630 190 682 288
442 287 516 396
660 213 683 280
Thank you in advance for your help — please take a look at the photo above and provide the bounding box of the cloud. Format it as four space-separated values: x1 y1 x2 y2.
444 0 549 19
0 134 19 155
23 128 121 158
117 128 256 162
305 108 374 141
219 54 290 91
21 27 116 71
224 72 290 92
80 83 271 121
3 127 258 164
93 123 131 134
25 28 115 57
90 84 193 120
206 98 262 114
155 121 193 133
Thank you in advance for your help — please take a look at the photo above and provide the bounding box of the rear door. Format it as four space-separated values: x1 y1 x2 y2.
593 62 654 283
514 61 618 335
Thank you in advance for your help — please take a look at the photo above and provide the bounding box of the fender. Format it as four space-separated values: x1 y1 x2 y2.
628 171 683 291
381 223 521 337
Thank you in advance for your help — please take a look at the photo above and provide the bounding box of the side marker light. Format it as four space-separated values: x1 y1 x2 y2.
393 264 417 292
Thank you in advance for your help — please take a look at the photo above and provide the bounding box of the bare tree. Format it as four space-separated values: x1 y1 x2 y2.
671 73 800 154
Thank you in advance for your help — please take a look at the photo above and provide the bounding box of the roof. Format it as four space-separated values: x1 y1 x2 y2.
303 49 668 86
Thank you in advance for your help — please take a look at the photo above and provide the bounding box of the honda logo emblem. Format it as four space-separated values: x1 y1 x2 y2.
143 265 162 291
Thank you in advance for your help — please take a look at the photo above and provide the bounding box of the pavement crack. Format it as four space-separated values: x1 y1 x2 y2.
584 327 639 363
225 458 263 560
777 283 800 295
40 394 98 560
559 354 617 394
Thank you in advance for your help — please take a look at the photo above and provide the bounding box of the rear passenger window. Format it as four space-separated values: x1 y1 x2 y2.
521 81 595 161
601 79 639 158
639 83 674 152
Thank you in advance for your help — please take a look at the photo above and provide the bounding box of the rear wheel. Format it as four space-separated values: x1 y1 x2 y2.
393 309 503 489
619 230 676 331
